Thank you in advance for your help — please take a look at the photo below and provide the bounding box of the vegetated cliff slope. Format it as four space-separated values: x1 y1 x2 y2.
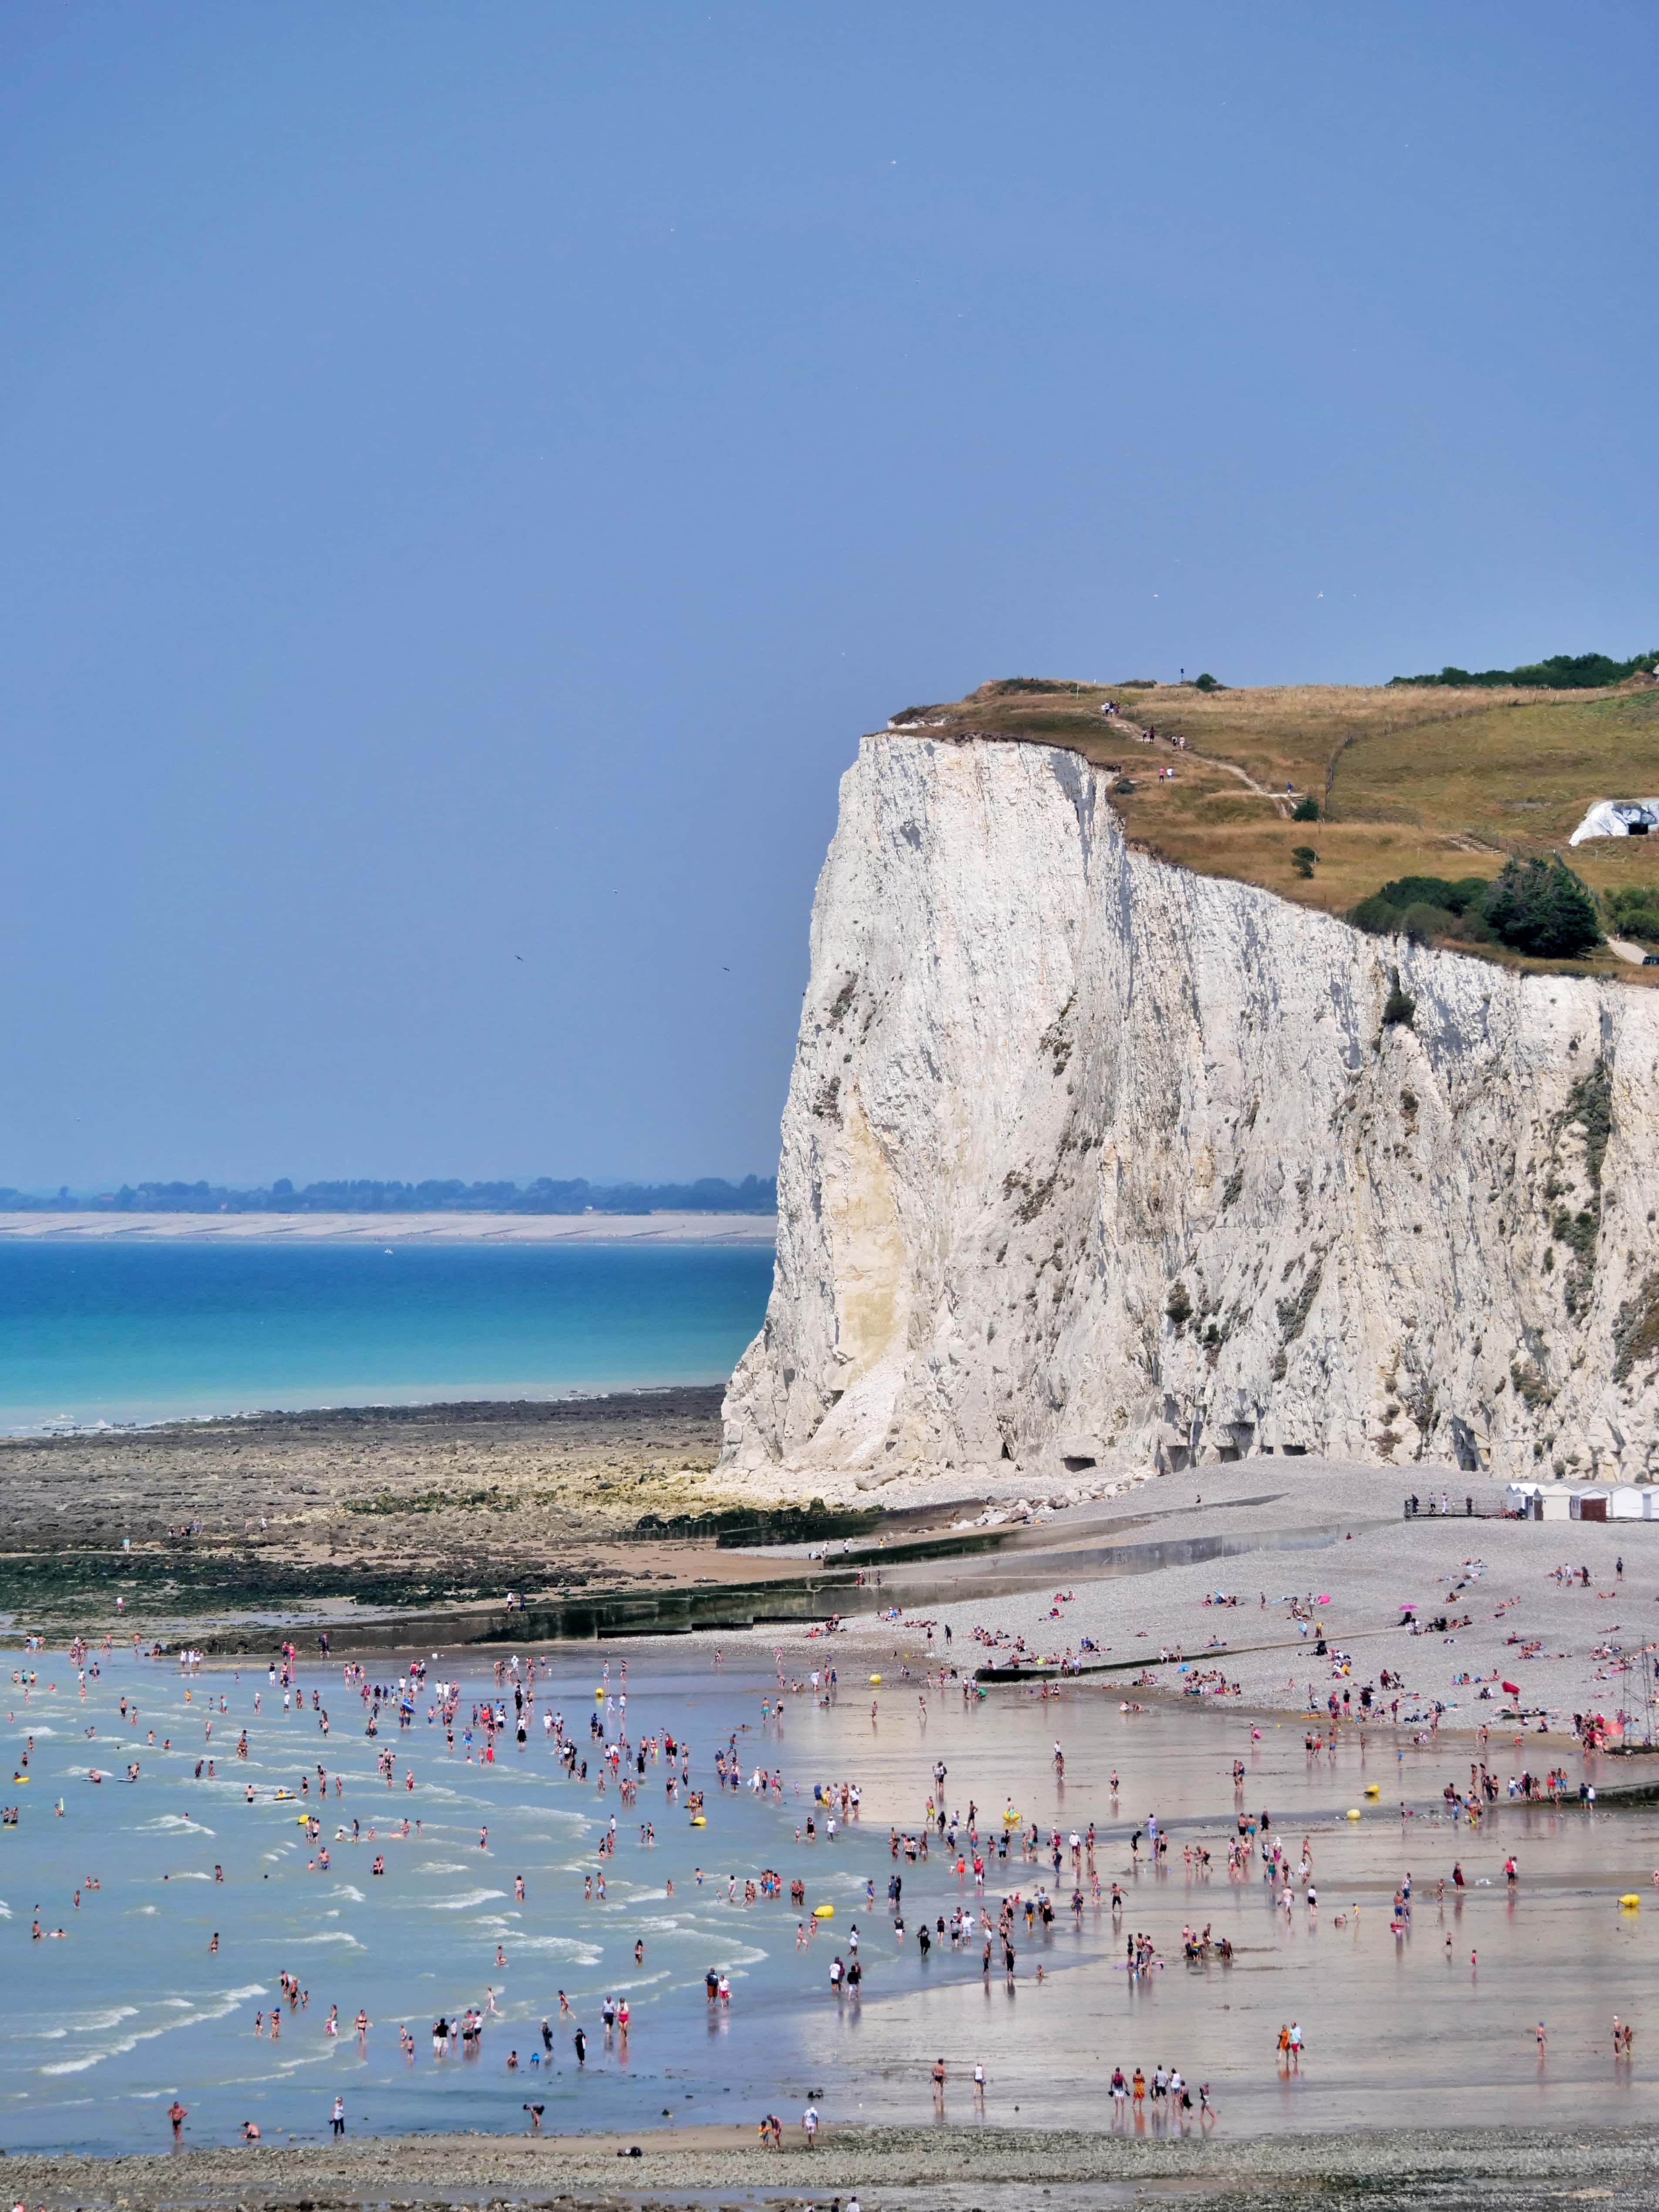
721 733 1659 1495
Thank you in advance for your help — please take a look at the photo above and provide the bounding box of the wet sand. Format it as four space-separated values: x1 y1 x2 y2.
8 1627 1657 2148
9 1605 1659 2198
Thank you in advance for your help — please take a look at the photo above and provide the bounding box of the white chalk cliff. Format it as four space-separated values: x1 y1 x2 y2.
723 733 1659 1497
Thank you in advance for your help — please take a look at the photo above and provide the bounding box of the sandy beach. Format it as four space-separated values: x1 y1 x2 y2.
10 1412 1659 1737
770 1459 1659 1734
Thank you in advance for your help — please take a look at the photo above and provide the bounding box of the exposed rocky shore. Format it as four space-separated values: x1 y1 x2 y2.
9 2123 1659 2212
0 1390 737 1631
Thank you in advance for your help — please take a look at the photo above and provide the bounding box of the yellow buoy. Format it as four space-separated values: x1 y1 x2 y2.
1364 1783 1380 1799
813 1903 835 1919
868 1674 882 1685
690 1815 707 1827
595 1689 605 1702
1620 1893 1641 1910
1346 1808 1361 1821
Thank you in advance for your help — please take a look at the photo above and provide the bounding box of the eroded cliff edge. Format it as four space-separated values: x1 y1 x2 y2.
721 733 1659 1495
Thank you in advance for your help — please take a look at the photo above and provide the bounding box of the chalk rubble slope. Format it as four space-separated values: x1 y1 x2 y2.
721 733 1659 1499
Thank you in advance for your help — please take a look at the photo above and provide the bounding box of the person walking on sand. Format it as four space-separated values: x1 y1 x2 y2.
803 2102 819 2148
331 2095 345 2138
168 2099 187 2143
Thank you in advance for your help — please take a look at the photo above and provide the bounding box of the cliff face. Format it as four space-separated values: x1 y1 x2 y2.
721 733 1659 1495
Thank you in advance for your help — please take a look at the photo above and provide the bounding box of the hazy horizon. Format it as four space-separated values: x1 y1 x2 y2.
3 4 1652 1189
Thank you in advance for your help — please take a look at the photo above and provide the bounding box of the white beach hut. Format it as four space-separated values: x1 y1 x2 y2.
1609 1487 1648 1519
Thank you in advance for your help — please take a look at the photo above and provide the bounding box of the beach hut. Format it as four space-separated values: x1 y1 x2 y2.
1609 1487 1647 1520
1534 1485 1573 1522
1571 1489 1610 1522
1643 1490 1659 1520
1506 1481 1541 1516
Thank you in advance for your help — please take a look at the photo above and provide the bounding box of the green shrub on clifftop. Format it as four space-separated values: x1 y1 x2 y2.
1481 857 1601 959
1350 861 1599 960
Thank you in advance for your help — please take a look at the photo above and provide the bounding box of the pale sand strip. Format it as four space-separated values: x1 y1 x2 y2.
0 1209 776 1245
806 1458 1659 1731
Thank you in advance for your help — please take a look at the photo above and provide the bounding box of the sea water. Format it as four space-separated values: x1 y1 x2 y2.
3 1635 1657 2154
0 1241 774 1431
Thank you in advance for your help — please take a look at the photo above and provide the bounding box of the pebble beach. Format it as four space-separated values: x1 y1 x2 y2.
11 2120 1659 2212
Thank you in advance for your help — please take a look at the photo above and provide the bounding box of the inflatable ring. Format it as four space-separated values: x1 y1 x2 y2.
813 1903 835 1919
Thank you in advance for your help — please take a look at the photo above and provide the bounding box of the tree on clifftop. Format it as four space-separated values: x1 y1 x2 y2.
1481 857 1601 960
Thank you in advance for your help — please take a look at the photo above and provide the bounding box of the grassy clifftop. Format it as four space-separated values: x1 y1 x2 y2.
891 676 1659 978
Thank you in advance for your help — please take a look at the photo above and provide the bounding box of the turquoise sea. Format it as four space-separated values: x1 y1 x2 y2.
0 1241 774 1431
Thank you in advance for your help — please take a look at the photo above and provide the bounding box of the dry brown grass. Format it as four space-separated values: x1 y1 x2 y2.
898 677 1659 980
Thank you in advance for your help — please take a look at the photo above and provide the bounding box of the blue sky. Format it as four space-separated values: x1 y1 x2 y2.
1 5 1653 1189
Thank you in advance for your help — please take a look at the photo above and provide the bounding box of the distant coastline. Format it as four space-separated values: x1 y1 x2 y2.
0 1209 777 1245
0 1172 776 1216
